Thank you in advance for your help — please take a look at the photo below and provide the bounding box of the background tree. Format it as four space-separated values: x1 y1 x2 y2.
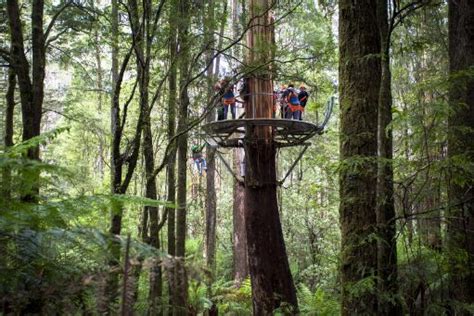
175 0 191 311
447 0 474 313
6 0 45 201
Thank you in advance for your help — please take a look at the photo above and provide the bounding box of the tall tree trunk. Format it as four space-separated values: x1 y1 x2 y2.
204 0 217 294
244 0 298 313
166 0 178 310
103 0 146 310
447 0 474 313
109 0 121 234
175 0 191 311
231 0 248 286
128 0 163 312
376 1 400 315
101 1 122 313
339 0 381 315
30 0 45 160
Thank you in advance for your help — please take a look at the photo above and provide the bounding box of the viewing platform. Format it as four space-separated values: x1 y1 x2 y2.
202 118 324 148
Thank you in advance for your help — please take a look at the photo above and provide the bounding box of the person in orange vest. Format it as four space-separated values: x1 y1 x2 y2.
298 84 309 120
215 79 237 120
283 84 303 120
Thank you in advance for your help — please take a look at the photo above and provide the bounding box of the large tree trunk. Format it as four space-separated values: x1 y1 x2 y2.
175 0 191 312
447 0 474 313
244 0 298 313
376 1 400 315
339 0 381 314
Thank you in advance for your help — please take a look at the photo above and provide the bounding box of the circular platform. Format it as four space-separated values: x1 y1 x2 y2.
202 118 323 148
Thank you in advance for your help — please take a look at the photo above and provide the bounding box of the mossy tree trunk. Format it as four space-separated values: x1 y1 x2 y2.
339 0 381 314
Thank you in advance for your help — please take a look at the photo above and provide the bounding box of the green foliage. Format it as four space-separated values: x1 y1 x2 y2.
214 279 253 314
2 0 471 314
187 280 213 313
297 284 340 316
0 134 170 313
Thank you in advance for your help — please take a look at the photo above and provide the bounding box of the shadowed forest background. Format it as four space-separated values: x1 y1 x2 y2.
0 0 473 315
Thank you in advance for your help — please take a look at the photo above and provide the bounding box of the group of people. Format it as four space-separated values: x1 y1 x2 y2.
214 78 310 121
275 84 309 120
192 80 310 176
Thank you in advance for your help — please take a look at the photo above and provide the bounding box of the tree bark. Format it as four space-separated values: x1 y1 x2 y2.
339 0 381 314
447 0 474 313
244 0 298 313
376 1 401 315
101 1 122 313
30 0 45 161
231 0 249 286
103 0 147 310
175 0 191 312
166 0 178 310
204 0 217 293
128 0 163 312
